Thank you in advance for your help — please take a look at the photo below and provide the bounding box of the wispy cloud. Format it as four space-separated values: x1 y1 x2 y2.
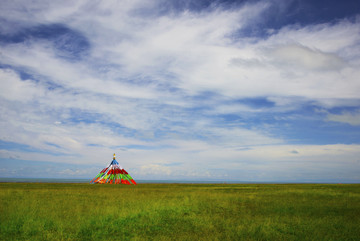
326 109 360 126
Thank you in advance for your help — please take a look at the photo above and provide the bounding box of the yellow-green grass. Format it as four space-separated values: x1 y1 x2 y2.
1 183 359 240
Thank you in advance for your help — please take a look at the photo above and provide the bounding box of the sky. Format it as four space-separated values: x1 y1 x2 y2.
0 0 360 182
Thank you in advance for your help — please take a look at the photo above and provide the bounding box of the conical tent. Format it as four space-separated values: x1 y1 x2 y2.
90 154 136 185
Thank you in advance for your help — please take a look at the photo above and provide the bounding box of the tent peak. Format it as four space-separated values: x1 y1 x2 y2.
113 153 116 160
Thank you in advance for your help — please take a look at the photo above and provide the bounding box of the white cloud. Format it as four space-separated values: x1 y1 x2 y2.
2 1 360 105
0 69 45 101
327 110 360 126
139 164 172 176
270 44 345 71
267 20 360 54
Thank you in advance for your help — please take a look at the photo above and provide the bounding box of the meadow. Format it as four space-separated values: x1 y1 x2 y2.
0 183 359 240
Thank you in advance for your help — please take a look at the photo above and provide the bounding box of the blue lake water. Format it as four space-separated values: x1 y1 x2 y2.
1 178 349 184
0 178 255 184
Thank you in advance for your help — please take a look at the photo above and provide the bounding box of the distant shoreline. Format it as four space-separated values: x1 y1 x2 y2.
0 178 358 184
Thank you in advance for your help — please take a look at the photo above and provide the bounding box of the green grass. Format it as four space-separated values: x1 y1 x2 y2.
0 183 359 240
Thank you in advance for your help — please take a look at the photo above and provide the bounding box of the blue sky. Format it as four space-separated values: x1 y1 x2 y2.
0 0 360 182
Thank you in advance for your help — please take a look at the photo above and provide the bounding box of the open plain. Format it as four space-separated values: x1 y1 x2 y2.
1 183 359 240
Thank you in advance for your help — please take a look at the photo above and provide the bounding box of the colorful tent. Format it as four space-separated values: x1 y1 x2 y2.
90 153 136 185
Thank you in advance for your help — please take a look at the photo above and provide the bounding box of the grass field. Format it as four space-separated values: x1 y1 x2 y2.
0 183 359 240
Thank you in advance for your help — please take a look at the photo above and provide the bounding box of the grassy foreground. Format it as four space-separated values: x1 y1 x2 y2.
0 183 359 240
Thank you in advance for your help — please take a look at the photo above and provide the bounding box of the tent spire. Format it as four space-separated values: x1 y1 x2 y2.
113 153 116 160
